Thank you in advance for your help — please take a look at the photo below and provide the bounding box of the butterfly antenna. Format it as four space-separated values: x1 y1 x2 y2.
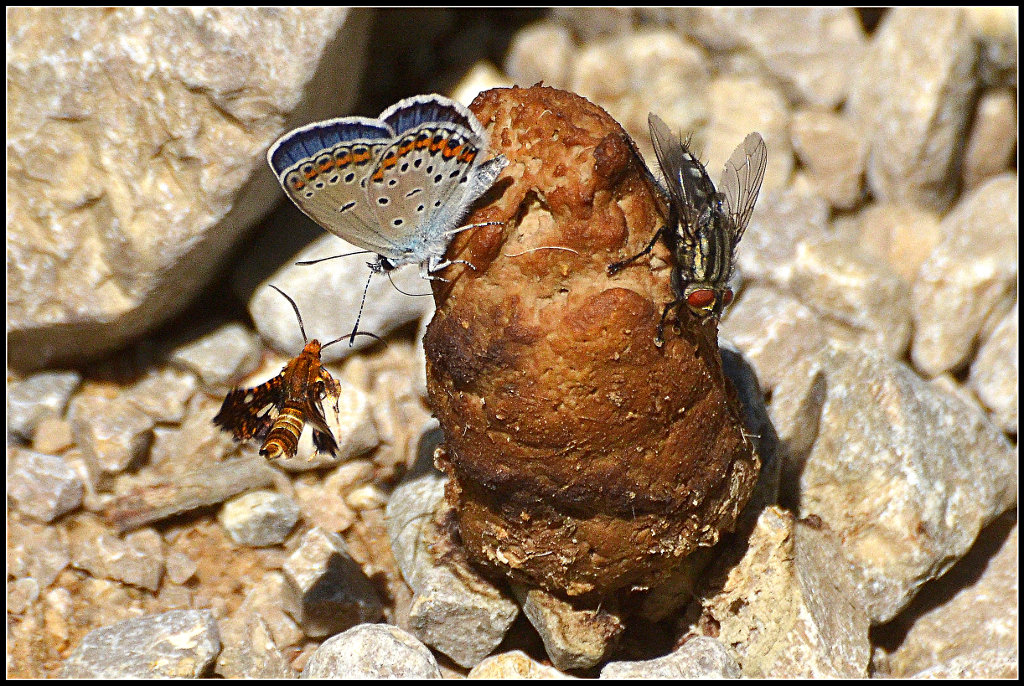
269 284 307 344
386 269 433 297
322 330 385 350
296 249 374 266
348 270 375 346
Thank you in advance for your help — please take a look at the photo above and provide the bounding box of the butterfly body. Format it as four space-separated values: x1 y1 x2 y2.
267 94 508 276
214 339 341 461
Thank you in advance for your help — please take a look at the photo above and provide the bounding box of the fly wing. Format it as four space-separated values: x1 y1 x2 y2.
648 114 713 238
719 132 767 245
267 117 404 260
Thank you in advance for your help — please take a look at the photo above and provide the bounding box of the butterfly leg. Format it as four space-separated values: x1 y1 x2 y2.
608 226 664 276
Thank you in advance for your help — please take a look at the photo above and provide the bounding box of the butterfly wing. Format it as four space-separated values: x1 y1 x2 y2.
267 117 406 260
213 374 285 443
380 93 487 140
364 96 507 271
719 132 767 246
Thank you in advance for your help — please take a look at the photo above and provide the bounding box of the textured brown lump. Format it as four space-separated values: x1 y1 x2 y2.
424 86 759 599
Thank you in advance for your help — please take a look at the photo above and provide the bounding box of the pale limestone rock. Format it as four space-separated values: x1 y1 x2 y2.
249 234 434 363
721 286 826 392
570 29 710 161
451 60 514 108
707 75 792 193
69 517 165 591
7 448 83 522
219 490 300 547
513 584 625 672
911 174 1016 376
847 8 978 212
601 636 741 679
735 188 829 288
7 518 71 588
665 8 865 108
470 650 574 679
963 88 1017 190
31 416 76 455
790 109 865 210
7 7 371 369
701 507 869 677
969 303 1018 433
281 527 382 638
302 624 442 679
855 203 942 283
385 471 518 668
7 369 82 439
885 521 1017 677
62 609 219 678
789 236 912 358
215 612 295 679
68 386 155 477
169 323 263 391
505 21 576 90
552 8 638 42
773 342 1017 623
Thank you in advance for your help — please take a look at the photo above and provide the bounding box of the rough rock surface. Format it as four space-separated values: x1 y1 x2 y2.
7 7 371 369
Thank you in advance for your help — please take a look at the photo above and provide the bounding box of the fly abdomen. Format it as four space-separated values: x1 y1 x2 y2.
261 405 306 460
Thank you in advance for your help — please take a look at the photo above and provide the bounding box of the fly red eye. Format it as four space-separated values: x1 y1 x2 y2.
687 289 716 309
722 289 734 306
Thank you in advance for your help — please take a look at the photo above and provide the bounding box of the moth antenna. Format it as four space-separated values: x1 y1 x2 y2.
296 249 374 266
347 270 375 346
387 269 432 297
269 284 307 344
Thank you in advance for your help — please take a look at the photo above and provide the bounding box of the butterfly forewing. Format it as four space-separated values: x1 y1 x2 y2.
365 122 483 260
267 93 508 277
380 93 486 141
719 132 767 246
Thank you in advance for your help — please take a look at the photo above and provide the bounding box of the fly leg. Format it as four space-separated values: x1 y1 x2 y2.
608 227 664 276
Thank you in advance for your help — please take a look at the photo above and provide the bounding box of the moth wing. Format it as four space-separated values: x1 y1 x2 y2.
213 374 285 442
305 367 341 457
267 117 404 260
720 132 767 244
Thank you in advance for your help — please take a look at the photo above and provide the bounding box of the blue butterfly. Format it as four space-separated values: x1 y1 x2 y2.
267 94 508 278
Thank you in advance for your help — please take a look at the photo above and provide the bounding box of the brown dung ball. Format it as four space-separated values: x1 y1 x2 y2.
423 85 759 599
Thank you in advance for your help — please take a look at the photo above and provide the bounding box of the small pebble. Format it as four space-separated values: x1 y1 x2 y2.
219 490 300 547
302 624 442 679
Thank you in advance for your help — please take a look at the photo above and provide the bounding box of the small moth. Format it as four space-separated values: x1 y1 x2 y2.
213 286 379 461
610 114 767 343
